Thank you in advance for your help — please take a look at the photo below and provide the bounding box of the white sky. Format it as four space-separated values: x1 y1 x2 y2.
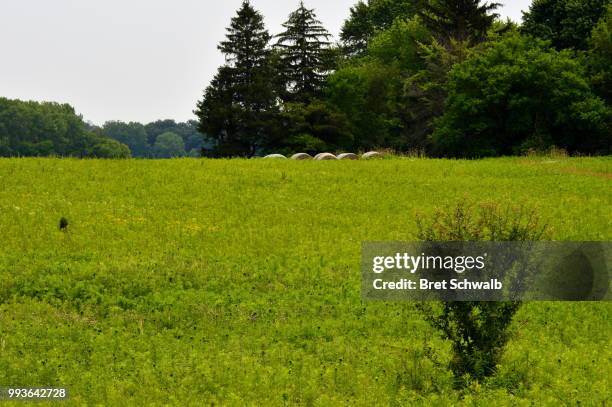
0 0 532 125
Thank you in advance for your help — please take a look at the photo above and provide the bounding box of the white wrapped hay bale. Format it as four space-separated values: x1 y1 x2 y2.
314 153 338 161
291 153 313 160
264 154 288 159
337 153 359 160
362 151 384 159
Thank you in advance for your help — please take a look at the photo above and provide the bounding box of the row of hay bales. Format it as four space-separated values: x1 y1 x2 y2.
264 152 384 160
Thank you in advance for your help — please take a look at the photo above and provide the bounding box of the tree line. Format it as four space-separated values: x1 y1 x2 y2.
0 98 131 158
0 97 207 158
196 0 611 158
1 0 609 159
90 120 206 158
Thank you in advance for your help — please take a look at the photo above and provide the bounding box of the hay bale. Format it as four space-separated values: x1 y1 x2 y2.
291 153 313 160
337 153 359 160
362 151 384 159
314 153 338 161
264 154 288 159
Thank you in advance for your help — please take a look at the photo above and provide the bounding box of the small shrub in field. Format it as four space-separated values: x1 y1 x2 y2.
59 217 69 231
416 202 549 387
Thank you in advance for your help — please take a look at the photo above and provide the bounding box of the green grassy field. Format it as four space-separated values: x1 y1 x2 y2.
0 157 610 406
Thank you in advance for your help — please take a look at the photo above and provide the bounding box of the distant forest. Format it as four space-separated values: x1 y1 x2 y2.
0 97 207 158
1 0 610 159
0 97 130 159
90 120 208 158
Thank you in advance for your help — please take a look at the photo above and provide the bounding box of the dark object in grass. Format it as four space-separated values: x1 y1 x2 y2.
59 217 69 231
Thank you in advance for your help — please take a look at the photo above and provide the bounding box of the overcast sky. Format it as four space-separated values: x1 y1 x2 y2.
0 0 532 125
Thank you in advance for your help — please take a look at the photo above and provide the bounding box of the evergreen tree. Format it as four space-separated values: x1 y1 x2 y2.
276 2 333 102
195 1 279 157
419 0 501 45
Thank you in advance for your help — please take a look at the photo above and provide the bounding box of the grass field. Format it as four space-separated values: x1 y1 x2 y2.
0 157 610 406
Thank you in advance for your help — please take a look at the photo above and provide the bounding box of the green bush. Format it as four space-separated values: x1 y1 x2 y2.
522 0 609 51
90 139 132 159
416 201 549 387
432 34 611 157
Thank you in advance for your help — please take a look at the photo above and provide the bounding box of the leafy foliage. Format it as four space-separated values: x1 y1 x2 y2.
417 201 549 386
277 100 353 154
193 0 609 158
329 17 433 150
419 0 502 45
588 4 612 103
153 132 186 158
340 0 425 56
276 2 333 103
102 121 149 157
90 138 132 159
0 98 129 158
99 120 204 158
144 120 203 153
195 1 279 157
432 34 611 157
403 38 473 150
522 0 609 50
327 60 402 150
367 16 431 71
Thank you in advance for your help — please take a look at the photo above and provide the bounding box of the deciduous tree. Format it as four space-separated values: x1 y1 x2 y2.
432 34 611 157
153 132 186 158
588 4 612 102
102 121 149 157
340 0 424 56
522 0 609 50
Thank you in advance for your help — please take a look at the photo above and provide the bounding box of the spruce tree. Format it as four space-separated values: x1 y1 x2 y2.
195 67 241 156
276 2 333 103
195 1 279 157
419 0 501 45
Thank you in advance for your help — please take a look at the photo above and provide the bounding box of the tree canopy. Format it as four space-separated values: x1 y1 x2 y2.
522 0 609 50
587 3 612 102
195 1 279 157
153 132 186 158
419 0 502 45
8 0 609 160
99 119 203 158
432 34 611 157
0 98 130 158
340 0 425 56
192 0 610 158
276 2 333 103
102 121 149 157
